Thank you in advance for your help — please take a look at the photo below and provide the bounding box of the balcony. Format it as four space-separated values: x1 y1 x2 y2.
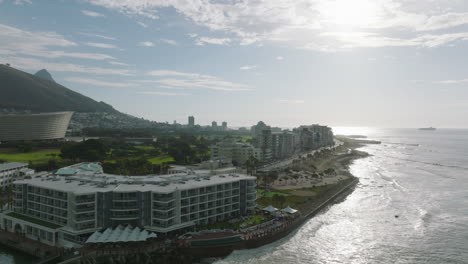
74 199 95 204
74 206 95 213
152 197 175 202
152 206 174 212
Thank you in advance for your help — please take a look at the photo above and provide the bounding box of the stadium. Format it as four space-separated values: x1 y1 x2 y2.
0 112 73 142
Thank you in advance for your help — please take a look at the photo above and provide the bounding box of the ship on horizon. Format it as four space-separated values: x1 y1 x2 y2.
418 127 436 131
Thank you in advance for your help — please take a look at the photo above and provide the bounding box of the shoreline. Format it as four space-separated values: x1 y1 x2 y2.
76 140 370 263
1 139 372 264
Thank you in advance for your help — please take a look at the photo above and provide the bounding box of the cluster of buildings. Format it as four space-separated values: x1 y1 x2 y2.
211 121 334 165
0 163 256 247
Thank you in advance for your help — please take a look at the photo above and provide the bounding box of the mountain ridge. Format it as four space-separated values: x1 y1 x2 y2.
0 64 118 113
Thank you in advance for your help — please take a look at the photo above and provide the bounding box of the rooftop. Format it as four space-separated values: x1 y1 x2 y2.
0 162 28 171
14 163 256 194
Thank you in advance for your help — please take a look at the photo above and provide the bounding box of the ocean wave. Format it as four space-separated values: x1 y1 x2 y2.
384 156 468 171
384 142 420 147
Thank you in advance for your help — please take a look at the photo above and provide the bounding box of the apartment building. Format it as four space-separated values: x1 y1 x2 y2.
211 139 262 164
0 163 256 247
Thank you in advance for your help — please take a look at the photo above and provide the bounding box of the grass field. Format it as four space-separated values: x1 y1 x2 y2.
148 156 175 165
257 189 289 198
134 145 156 151
0 149 61 164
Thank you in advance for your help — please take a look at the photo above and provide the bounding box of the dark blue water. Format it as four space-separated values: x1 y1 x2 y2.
217 128 468 264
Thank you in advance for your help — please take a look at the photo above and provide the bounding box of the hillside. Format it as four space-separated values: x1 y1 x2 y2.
0 64 117 113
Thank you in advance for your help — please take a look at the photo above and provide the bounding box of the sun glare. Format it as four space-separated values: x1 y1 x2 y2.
318 0 381 29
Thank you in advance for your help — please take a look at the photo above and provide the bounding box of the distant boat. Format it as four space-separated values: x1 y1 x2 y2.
418 127 436 131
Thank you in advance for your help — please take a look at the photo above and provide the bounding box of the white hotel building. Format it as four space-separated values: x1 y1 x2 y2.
0 163 256 247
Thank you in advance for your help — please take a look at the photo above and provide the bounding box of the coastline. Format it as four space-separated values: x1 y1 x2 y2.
184 139 370 259
1 138 372 264
75 139 371 264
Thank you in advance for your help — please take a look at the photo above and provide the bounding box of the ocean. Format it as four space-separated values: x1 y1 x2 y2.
1 128 467 264
216 128 468 264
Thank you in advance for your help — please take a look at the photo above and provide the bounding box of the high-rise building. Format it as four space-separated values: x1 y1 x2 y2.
212 121 218 128
222 121 227 131
250 121 270 137
1 163 256 247
188 116 195 127
258 129 273 161
294 125 334 151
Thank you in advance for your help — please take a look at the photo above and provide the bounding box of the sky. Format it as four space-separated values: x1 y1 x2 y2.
1 0 468 128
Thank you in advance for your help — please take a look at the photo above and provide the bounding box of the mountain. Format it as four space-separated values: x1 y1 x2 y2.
0 64 117 113
0 64 159 130
34 69 55 82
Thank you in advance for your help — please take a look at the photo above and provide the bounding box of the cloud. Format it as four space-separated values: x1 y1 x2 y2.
137 91 189 96
145 70 251 91
195 37 231 46
87 0 468 50
79 32 116 40
81 10 105 17
160 38 177 45
276 56 284 60
84 42 119 49
137 21 148 28
2 56 133 76
436 79 468 84
108 61 129 66
139 41 155 47
13 0 31 5
240 65 258 70
277 99 305 104
65 77 134 87
0 24 115 60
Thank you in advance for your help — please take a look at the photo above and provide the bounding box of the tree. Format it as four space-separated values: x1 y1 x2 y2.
245 156 261 175
60 139 108 162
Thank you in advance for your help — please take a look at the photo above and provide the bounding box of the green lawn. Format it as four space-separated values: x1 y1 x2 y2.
0 149 61 164
148 156 175 165
257 189 289 198
134 145 156 151
6 212 62 229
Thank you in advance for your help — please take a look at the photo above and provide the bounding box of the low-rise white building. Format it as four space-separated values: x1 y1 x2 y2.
0 162 34 190
0 163 256 247
211 139 263 165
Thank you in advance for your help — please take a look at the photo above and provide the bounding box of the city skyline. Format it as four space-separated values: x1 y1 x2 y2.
1 1 468 128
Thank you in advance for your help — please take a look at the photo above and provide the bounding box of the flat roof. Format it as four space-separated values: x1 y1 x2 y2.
0 162 28 171
14 163 256 195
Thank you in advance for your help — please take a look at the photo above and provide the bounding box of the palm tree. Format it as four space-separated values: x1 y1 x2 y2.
245 156 261 175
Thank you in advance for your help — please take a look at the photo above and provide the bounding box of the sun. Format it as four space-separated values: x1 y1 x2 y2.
318 0 381 29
